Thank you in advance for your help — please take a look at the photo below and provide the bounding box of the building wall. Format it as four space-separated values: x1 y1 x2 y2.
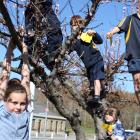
32 115 66 135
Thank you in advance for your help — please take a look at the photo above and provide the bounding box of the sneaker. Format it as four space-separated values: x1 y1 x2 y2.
92 95 101 104
87 96 101 108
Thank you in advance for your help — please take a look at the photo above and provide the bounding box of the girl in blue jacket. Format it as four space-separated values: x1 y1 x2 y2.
102 107 126 140
0 39 30 140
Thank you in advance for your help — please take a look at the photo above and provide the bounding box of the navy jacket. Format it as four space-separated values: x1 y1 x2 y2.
71 32 103 68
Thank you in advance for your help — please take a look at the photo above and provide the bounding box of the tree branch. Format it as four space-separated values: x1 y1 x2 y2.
0 1 22 51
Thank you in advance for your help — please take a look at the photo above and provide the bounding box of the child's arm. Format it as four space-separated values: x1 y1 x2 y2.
21 43 30 101
107 16 131 39
106 27 120 39
89 30 103 44
0 39 15 100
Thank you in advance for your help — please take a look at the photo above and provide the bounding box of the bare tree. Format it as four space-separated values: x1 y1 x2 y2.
0 0 138 140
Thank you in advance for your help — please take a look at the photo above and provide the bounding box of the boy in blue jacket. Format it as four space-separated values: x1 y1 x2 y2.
70 15 105 105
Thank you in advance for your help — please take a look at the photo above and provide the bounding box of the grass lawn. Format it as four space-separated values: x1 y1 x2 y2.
83 127 95 137
65 127 95 137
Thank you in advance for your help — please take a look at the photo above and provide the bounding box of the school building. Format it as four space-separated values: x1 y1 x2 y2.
31 104 67 137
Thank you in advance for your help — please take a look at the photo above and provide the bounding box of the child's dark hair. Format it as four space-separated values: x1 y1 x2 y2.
104 107 120 122
4 78 27 101
70 15 84 26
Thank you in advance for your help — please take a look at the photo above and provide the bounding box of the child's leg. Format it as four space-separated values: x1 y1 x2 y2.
87 60 105 102
92 79 102 104
87 68 101 103
128 59 140 105
132 72 140 104
94 79 101 96
0 39 15 99
24 4 35 51
45 7 63 53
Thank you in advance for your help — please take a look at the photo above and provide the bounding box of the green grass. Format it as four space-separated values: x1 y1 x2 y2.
83 127 95 136
65 126 95 137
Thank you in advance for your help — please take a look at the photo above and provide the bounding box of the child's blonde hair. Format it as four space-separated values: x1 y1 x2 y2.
70 15 84 26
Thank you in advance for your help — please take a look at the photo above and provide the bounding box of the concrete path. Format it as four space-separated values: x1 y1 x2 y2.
31 134 95 140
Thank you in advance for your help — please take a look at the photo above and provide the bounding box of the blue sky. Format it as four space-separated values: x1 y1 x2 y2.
0 0 137 92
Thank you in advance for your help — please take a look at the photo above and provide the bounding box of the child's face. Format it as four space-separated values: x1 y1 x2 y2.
5 92 27 114
71 19 83 31
105 114 115 123
72 25 79 31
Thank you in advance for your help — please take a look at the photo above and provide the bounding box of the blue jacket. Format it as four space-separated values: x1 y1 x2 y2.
71 32 103 68
112 120 126 139
0 101 30 140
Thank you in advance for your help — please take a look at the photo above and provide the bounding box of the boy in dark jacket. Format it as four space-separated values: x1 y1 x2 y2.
70 15 105 105
25 0 63 70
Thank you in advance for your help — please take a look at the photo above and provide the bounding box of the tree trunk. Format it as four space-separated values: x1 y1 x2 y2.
69 112 86 140
73 125 86 140
94 117 106 140
47 79 87 140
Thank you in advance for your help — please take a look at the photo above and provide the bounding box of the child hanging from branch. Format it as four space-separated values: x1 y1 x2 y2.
0 37 30 139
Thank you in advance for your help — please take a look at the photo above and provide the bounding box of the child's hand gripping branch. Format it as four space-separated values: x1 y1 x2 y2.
106 27 120 39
